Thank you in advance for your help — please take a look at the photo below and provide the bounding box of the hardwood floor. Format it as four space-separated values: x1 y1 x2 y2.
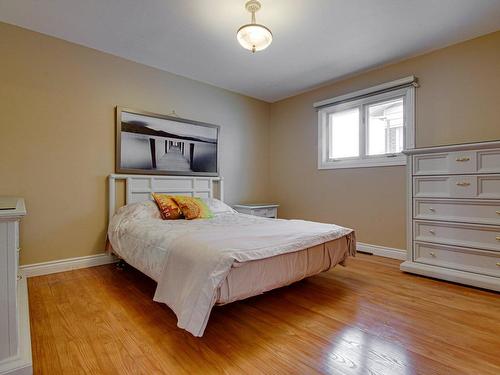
28 254 500 375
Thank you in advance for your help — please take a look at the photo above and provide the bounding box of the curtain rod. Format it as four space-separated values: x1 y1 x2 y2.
313 76 419 110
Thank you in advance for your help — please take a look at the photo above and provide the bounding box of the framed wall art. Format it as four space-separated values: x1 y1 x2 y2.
116 107 219 176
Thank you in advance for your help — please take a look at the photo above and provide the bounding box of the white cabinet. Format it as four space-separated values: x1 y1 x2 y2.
232 204 279 218
401 141 500 291
0 198 32 375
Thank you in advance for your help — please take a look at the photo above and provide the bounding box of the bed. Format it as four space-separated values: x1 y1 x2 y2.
107 174 356 336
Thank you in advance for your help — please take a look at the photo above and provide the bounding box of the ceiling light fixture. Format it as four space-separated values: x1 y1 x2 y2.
236 0 272 53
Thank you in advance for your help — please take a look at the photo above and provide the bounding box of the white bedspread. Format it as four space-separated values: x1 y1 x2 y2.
108 203 353 337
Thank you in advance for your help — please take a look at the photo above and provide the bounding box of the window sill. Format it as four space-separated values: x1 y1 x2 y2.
318 155 407 170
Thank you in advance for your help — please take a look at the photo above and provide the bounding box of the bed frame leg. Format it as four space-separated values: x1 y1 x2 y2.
116 259 126 270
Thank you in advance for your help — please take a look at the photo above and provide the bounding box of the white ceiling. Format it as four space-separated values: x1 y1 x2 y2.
1 0 499 102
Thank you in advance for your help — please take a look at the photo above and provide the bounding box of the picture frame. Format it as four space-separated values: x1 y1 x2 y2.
116 107 220 176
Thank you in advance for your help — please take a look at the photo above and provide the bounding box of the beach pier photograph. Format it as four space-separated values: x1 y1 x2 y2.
116 108 219 176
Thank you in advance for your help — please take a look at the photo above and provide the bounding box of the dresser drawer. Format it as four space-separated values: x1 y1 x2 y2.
247 207 277 218
252 208 269 217
413 175 500 199
414 199 500 225
413 151 475 175
413 148 500 175
265 207 277 218
14 220 19 249
16 248 20 272
414 220 500 252
477 149 500 174
414 242 500 277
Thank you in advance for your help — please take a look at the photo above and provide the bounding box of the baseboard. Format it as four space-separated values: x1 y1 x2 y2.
357 242 407 260
20 253 118 278
19 243 402 278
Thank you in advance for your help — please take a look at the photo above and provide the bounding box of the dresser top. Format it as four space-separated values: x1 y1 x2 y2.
0 197 26 218
403 140 500 155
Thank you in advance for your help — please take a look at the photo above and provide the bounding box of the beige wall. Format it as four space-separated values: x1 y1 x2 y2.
0 22 271 265
269 31 500 249
1 21 499 264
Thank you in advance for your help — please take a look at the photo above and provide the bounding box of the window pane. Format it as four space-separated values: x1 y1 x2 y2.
329 108 359 159
367 98 404 156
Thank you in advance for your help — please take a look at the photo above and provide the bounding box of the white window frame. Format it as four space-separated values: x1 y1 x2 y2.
317 80 415 170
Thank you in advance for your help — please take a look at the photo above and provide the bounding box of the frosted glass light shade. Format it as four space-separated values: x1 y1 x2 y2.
237 24 273 52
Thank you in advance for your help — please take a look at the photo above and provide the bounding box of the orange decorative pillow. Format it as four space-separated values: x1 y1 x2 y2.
171 196 213 220
152 193 183 220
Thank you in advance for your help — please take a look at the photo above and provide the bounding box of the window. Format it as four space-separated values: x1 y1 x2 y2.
329 108 359 159
367 98 404 156
317 79 415 169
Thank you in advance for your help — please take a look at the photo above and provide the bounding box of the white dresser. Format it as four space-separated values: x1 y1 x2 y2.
0 198 32 375
401 141 500 291
232 204 279 218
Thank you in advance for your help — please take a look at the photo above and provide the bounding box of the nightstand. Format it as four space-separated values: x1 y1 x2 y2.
232 204 279 218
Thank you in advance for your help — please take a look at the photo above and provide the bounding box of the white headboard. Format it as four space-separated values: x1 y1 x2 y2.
108 174 224 220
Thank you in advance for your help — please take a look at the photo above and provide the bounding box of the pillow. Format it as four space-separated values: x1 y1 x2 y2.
115 201 162 221
201 198 236 215
152 193 183 220
172 196 213 220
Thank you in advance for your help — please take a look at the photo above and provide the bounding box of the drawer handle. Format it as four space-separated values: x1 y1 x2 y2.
429 252 436 257
496 236 500 241
496 211 500 215
429 229 435 234
456 181 471 187
429 207 435 212
455 157 470 162
497 263 500 267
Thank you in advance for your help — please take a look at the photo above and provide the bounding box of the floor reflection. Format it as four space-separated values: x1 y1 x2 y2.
326 326 413 375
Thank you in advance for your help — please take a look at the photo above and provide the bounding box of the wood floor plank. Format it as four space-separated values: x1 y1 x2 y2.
28 254 500 374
